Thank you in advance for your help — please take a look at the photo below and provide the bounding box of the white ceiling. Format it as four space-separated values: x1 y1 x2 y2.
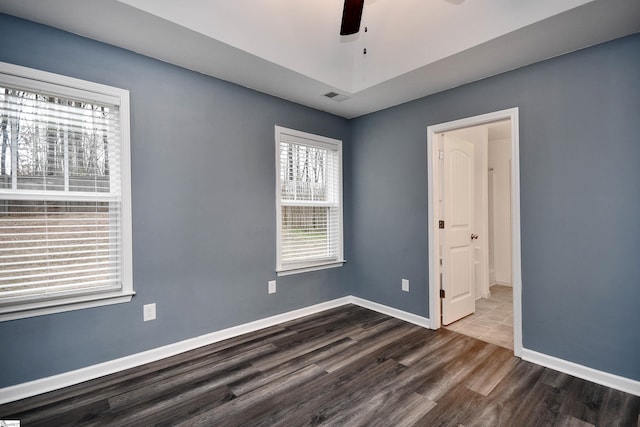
1 0 639 118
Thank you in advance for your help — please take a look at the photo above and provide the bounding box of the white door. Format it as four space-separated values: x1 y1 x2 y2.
441 134 475 325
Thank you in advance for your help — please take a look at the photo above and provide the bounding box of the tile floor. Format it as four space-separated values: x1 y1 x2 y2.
444 284 513 350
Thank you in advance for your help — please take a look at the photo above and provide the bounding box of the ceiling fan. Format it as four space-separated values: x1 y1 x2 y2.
340 0 364 36
340 0 464 36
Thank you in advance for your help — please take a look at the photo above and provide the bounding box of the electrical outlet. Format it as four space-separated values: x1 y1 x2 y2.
402 279 410 292
143 303 156 321
268 280 276 294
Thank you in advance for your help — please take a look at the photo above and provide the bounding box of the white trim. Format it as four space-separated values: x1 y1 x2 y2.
349 296 430 328
276 260 345 276
274 125 344 275
0 292 134 322
0 61 129 103
0 296 428 405
0 296 351 405
493 281 512 287
509 112 523 356
3 294 639 404
119 89 133 300
521 348 640 397
0 61 133 321
427 108 523 357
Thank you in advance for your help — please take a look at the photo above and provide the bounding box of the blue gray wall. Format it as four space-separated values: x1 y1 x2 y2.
0 14 351 387
0 12 638 388
349 33 640 381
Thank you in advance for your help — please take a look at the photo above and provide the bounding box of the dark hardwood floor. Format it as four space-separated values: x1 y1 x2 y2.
1 304 638 426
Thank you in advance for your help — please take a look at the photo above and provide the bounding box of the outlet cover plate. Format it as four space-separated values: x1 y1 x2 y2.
143 303 156 321
402 279 410 292
268 280 276 294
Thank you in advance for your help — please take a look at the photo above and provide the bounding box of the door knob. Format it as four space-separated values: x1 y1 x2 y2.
471 234 478 240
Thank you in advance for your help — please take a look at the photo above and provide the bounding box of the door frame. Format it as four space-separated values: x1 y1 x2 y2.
427 107 522 357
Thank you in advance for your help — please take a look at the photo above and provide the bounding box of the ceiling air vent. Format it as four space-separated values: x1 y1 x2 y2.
323 92 350 102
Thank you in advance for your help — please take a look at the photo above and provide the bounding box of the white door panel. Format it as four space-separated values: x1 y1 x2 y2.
442 135 475 325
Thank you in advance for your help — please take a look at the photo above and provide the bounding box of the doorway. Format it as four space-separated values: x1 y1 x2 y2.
427 108 522 357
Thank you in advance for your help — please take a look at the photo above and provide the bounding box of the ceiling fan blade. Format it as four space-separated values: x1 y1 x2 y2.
340 0 365 35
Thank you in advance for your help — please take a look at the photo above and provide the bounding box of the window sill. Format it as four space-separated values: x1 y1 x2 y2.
0 291 136 322
277 260 345 276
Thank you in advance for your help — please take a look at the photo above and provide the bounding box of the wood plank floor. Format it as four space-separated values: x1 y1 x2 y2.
1 304 638 426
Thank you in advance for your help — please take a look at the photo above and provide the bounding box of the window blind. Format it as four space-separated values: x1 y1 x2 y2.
0 84 123 304
277 129 343 271
0 200 121 299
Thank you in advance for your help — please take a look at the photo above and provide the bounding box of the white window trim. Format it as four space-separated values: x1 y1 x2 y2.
0 61 133 321
275 125 345 275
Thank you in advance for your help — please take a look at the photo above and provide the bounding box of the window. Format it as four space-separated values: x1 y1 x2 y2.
0 62 132 320
275 126 344 275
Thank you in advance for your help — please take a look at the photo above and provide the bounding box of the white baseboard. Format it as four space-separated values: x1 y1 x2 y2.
492 281 512 287
0 296 352 405
521 348 640 397
3 297 637 405
349 296 430 328
0 297 429 405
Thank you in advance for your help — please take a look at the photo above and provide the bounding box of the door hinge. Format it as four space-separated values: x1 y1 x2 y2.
439 220 445 229
438 150 444 160
440 289 445 299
